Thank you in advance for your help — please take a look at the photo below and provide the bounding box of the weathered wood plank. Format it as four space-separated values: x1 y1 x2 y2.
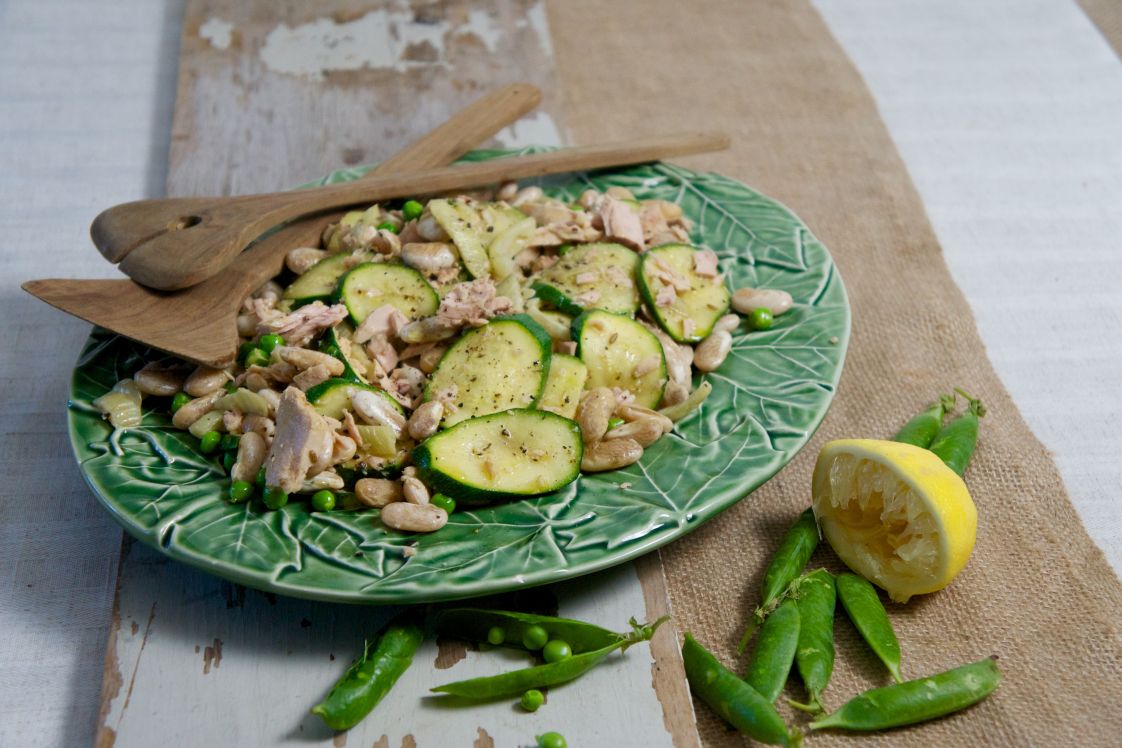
97 2 696 745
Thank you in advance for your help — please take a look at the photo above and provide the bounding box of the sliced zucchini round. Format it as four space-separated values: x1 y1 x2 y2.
424 315 551 428
538 354 588 420
413 408 583 505
638 243 730 343
305 377 403 419
283 252 371 305
323 321 374 384
335 262 439 325
489 216 536 281
533 243 640 316
428 198 491 279
573 310 667 409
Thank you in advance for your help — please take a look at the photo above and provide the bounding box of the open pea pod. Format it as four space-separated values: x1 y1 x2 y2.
433 608 623 654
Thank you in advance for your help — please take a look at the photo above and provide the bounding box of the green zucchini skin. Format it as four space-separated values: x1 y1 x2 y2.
334 262 439 325
423 314 552 428
533 243 641 316
637 243 730 343
413 408 583 505
572 310 667 409
282 252 369 306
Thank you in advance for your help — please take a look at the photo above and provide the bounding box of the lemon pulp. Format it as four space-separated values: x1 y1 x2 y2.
812 439 977 603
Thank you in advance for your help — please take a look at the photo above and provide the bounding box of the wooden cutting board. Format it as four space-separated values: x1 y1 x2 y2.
95 3 696 746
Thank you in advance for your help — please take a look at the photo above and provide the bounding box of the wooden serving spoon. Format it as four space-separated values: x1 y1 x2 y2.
96 131 729 290
23 83 544 368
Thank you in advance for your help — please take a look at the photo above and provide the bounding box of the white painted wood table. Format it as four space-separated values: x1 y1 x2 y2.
3 1 1122 746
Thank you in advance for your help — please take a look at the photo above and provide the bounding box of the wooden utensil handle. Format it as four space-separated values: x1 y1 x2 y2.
373 83 540 175
111 132 728 290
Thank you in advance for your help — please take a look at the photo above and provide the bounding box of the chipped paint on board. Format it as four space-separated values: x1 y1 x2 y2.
494 111 563 148
259 8 523 80
199 17 234 50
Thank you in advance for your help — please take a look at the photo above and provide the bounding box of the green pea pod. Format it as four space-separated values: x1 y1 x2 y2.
928 389 986 476
744 599 800 703
790 569 836 715
681 634 795 746
739 508 818 652
810 657 1001 732
431 617 666 700
891 394 955 448
836 573 902 683
433 608 622 654
311 616 424 731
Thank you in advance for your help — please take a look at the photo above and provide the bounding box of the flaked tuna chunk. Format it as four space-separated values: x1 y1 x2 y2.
259 302 348 348
599 196 645 251
264 387 335 492
655 283 678 307
436 278 513 328
354 304 408 344
693 249 720 278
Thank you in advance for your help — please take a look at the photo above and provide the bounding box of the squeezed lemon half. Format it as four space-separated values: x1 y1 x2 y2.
811 439 978 603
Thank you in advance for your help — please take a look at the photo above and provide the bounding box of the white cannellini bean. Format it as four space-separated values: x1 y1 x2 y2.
231 431 266 483
604 418 663 448
731 287 794 316
416 212 450 242
255 388 281 414
407 401 443 441
355 478 403 508
577 388 616 444
418 344 447 374
694 330 732 372
350 389 406 434
133 362 186 397
183 365 230 397
380 502 448 533
372 229 401 256
285 247 327 275
712 314 741 335
496 181 518 201
581 438 644 473
619 405 674 434
302 471 345 492
236 314 257 337
278 346 345 375
171 389 224 429
399 317 460 344
511 185 543 206
331 434 357 464
400 242 457 273
402 475 430 506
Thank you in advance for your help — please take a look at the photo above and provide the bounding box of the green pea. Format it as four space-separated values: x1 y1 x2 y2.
199 431 221 454
311 490 336 512
750 307 774 330
222 451 236 473
237 341 258 364
220 433 240 452
402 200 424 223
228 480 253 503
537 732 566 748
487 626 506 646
170 392 190 413
321 343 343 359
223 381 238 394
542 640 572 664
522 625 549 650
606 417 625 431
520 689 544 712
244 348 270 368
376 221 398 233
263 486 288 510
431 493 456 514
257 333 284 352
255 466 267 491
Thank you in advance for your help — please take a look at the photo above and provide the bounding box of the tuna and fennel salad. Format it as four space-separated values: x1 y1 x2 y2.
92 183 793 533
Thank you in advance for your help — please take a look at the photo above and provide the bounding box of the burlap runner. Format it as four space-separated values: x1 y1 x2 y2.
548 1 1122 744
1080 0 1122 59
